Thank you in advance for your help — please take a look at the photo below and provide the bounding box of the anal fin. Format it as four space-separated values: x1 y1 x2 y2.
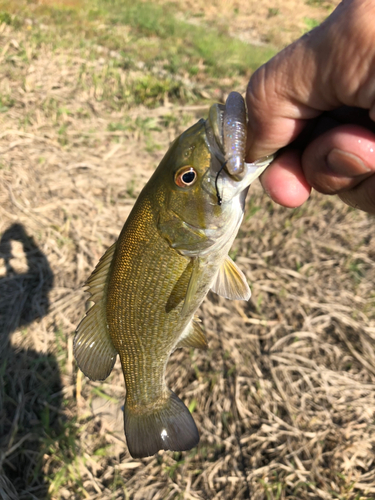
74 242 118 381
175 316 208 350
211 255 251 300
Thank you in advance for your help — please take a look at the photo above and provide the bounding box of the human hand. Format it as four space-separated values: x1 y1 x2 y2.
246 0 375 213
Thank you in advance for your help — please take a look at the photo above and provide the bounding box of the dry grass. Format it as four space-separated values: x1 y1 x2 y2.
1 2 375 499
158 0 340 47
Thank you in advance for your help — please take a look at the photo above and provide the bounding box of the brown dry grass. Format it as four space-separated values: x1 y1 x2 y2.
35 0 83 6
1 2 375 500
164 0 339 47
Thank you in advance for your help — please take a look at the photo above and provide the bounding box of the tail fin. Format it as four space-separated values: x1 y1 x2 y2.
125 391 199 459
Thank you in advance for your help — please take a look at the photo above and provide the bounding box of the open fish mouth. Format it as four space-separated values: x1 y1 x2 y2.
205 91 248 179
204 92 275 205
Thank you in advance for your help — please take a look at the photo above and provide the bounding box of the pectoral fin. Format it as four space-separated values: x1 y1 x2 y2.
74 243 118 381
181 257 200 315
211 256 251 300
175 316 208 350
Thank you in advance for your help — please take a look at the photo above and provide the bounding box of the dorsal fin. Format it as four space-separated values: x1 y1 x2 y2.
74 242 118 381
175 316 208 350
211 255 251 300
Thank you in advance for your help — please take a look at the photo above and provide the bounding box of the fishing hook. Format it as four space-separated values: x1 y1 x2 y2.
215 160 227 206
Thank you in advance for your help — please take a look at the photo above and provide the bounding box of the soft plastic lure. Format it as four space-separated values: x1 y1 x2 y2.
223 91 247 176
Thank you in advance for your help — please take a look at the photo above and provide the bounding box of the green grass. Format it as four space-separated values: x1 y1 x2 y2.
0 94 14 113
41 418 83 496
258 477 286 500
305 0 333 7
303 16 320 31
89 0 274 77
0 0 275 111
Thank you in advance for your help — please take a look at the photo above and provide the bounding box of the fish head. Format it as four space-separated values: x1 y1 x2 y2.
152 93 274 256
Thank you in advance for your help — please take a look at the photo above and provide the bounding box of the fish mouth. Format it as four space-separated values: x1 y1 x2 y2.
205 92 247 180
205 103 226 176
204 93 276 204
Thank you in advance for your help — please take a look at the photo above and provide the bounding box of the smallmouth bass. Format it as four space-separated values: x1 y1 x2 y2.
74 92 274 459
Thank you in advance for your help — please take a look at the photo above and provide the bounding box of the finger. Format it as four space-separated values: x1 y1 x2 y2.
339 176 375 214
246 0 375 162
301 124 375 194
246 49 319 161
260 149 311 207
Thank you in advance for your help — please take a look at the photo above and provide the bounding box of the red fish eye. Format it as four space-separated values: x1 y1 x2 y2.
174 166 197 188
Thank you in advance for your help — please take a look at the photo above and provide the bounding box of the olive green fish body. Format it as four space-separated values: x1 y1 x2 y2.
74 93 275 458
107 196 204 405
104 135 242 456
107 194 238 404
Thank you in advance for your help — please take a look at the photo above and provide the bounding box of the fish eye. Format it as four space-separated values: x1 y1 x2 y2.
174 166 197 188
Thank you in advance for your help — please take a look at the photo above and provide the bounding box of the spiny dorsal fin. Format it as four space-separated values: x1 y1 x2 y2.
74 242 118 381
176 316 208 350
211 255 251 300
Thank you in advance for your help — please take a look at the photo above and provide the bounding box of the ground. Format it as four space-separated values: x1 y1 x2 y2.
1 1 375 499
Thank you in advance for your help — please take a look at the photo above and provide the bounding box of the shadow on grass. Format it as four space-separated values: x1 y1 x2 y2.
0 224 61 499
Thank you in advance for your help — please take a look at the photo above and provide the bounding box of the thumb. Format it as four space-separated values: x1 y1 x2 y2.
245 39 324 161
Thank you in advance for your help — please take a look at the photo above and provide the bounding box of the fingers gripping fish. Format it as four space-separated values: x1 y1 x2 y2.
74 92 275 459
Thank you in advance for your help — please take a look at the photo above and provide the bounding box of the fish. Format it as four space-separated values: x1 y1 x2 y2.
74 92 274 459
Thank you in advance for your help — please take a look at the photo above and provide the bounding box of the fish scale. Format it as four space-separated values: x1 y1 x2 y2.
108 197 194 406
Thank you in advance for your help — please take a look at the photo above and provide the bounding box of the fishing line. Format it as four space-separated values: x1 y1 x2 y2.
215 160 227 206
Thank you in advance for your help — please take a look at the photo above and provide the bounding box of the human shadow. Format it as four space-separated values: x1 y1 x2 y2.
0 223 62 499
